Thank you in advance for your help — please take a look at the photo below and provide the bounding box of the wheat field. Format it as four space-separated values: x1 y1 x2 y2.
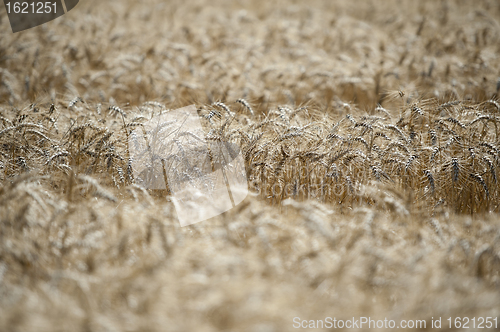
1 0 500 331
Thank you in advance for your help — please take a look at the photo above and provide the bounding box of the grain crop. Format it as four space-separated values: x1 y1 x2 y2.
1 0 500 331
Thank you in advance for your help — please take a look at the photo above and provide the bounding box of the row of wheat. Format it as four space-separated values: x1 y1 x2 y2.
1 96 498 214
